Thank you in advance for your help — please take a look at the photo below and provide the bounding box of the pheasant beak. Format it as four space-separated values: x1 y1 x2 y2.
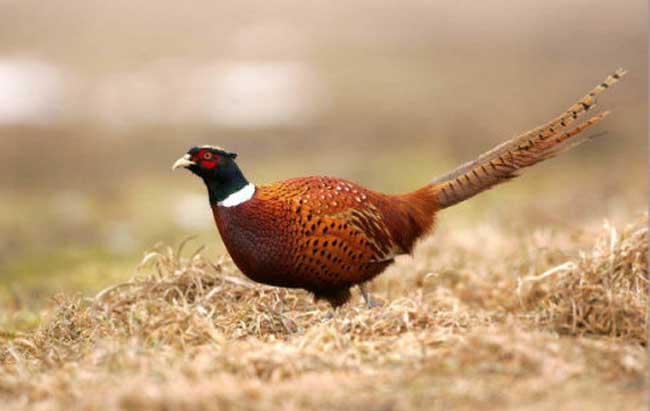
172 154 196 171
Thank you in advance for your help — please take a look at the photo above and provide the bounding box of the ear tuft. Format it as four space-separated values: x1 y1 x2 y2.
226 152 238 159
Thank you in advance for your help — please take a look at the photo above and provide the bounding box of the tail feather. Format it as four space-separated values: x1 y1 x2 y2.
431 69 625 210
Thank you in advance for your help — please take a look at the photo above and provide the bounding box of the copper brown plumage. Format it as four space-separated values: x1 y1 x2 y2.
212 177 437 306
173 69 626 308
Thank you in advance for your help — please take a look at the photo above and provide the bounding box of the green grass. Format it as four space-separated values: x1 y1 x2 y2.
1 247 135 291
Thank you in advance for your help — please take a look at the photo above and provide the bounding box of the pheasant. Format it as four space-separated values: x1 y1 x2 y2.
173 69 625 308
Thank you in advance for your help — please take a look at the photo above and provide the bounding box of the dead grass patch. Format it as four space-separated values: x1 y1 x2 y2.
518 217 648 342
0 216 647 410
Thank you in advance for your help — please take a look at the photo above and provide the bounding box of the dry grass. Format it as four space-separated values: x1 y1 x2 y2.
0 216 647 411
520 218 648 343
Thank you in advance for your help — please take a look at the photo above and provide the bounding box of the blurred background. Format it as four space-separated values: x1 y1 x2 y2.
0 0 646 314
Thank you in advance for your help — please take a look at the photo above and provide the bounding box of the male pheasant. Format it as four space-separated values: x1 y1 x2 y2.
173 69 625 308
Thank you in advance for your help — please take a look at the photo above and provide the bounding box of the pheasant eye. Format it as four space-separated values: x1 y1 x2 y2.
203 152 213 160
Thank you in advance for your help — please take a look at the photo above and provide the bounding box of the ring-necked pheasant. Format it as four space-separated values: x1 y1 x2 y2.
173 69 625 308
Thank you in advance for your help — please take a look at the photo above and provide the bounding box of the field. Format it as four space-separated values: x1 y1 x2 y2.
1 203 648 410
0 1 648 409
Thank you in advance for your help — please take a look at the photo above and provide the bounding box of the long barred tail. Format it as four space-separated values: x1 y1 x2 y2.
430 68 626 210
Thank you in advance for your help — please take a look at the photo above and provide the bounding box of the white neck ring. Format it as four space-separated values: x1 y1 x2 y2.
218 183 256 207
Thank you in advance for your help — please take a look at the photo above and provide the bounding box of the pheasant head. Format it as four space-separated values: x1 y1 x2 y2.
173 145 252 206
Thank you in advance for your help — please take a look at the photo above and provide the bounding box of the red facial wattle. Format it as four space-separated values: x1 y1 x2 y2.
193 150 220 169
200 159 219 169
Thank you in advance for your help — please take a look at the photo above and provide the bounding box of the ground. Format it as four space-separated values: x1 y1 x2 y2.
1 209 646 411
